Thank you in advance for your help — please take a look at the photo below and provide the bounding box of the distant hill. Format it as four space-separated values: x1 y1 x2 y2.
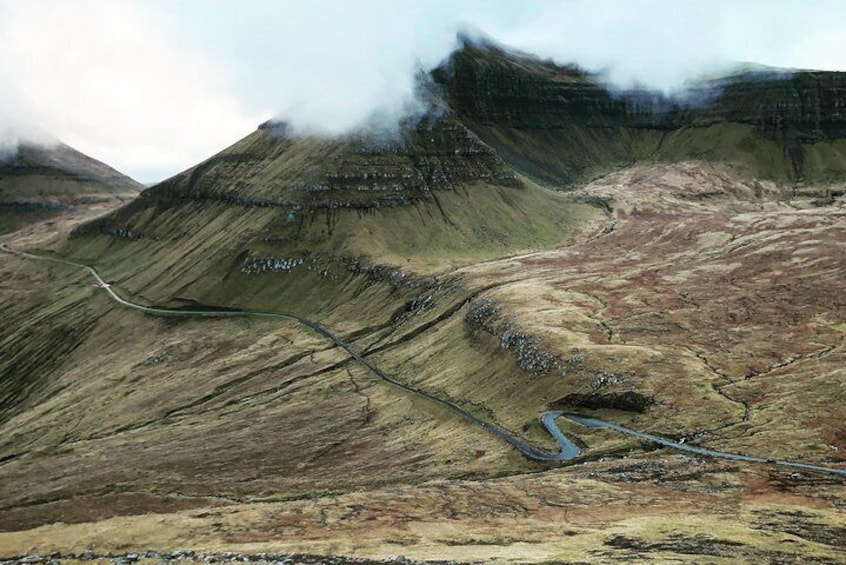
0 140 141 233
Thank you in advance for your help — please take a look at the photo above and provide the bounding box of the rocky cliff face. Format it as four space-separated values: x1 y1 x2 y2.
697 71 846 178
702 70 846 139
432 42 673 131
437 42 846 136
433 40 846 184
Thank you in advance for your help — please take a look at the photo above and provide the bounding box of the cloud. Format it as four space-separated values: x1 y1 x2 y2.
0 0 262 182
162 0 846 139
785 27 846 71
159 0 468 136
3 0 846 182
478 0 846 91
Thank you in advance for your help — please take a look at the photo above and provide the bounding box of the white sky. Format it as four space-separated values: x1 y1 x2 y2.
2 0 846 182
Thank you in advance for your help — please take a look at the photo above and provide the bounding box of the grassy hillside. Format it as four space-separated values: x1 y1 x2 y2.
1 161 844 564
61 119 599 317
0 141 141 233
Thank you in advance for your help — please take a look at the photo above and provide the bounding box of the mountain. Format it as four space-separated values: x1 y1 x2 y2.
63 111 598 317
57 38 846 317
1 40 845 564
0 140 141 233
433 38 846 186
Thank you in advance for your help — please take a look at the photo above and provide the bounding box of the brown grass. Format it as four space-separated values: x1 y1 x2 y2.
1 161 844 563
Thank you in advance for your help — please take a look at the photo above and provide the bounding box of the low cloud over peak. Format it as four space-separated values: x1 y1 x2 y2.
2 0 846 182
0 0 262 182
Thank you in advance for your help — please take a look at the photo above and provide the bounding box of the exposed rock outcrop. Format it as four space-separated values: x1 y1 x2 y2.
465 298 562 375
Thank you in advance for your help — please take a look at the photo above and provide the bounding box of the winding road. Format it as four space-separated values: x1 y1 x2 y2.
3 243 845 477
562 412 846 477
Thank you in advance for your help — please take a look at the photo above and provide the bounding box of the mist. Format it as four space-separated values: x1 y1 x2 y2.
2 0 846 181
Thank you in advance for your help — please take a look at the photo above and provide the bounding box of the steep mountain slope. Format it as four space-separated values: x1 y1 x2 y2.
62 113 597 317
434 40 846 186
0 141 141 233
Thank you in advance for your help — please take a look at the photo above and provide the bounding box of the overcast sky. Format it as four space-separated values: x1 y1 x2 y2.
2 0 846 183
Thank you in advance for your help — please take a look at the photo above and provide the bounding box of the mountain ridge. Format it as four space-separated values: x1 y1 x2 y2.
0 140 141 233
434 39 846 185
